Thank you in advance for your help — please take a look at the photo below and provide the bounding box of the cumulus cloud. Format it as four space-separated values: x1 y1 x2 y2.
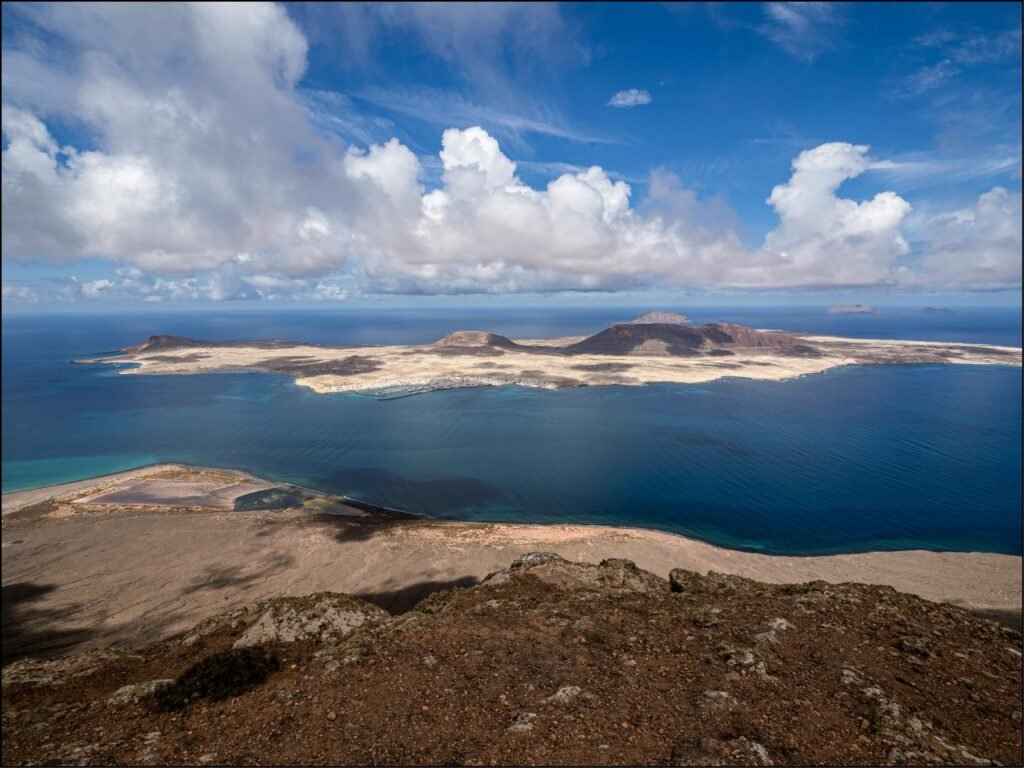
736 143 913 288
355 126 756 293
0 265 353 304
916 187 1022 290
1 3 1019 302
2 3 362 278
607 89 652 108
2 284 39 302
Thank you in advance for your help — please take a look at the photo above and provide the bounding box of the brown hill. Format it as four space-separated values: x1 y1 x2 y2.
121 335 205 355
122 336 296 356
3 554 1020 766
564 322 820 357
432 331 521 349
430 331 525 356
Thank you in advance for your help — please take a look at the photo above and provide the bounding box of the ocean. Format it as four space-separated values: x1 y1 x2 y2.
2 306 1021 556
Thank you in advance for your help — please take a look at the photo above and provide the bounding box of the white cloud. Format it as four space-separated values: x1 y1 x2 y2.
299 4 596 151
2 284 39 302
916 187 1022 290
353 126 752 293
896 60 961 98
759 2 844 62
735 143 913 288
2 2 361 277
1 3 1019 302
895 26 1022 101
607 89 652 108
356 86 611 146
302 3 586 91
81 278 115 298
871 149 1022 190
949 27 1022 65
1 265 355 304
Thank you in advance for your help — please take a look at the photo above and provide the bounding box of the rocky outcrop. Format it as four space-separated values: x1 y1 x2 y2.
178 593 387 649
4 556 1021 766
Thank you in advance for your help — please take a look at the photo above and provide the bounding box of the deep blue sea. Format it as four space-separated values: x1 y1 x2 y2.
2 306 1021 556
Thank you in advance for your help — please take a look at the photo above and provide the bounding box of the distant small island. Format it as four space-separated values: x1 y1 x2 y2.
80 312 1022 398
828 305 962 317
828 304 878 315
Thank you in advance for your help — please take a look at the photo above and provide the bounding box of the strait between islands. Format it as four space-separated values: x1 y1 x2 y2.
20 312 1019 653
78 312 1023 397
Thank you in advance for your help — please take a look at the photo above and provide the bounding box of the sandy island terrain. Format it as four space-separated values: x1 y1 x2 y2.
3 465 1019 663
76 315 1022 397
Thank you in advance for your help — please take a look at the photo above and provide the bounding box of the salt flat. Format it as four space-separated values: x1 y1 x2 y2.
75 480 273 510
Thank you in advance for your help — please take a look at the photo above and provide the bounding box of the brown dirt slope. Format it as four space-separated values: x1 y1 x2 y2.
3 554 1021 766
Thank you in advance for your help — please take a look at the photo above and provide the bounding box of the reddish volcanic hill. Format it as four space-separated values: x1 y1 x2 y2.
431 331 521 349
2 554 1021 766
564 322 821 357
121 335 205 355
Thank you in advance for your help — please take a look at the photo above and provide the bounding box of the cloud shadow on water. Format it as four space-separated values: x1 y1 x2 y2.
328 467 507 514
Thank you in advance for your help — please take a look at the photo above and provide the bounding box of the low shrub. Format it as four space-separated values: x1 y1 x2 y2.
154 647 280 710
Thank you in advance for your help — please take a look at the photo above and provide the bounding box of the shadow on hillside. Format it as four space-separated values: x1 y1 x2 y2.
969 607 1023 632
309 514 414 543
356 576 479 615
1 582 97 663
181 552 297 595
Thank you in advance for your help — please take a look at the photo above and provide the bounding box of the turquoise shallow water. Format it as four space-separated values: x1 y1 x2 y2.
2 308 1021 555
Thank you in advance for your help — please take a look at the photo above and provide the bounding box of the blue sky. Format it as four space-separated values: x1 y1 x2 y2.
2 2 1021 309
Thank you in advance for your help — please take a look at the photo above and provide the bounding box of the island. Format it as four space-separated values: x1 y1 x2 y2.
79 314 1022 397
828 304 879 314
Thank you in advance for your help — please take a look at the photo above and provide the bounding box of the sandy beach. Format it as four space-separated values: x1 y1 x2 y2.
2 464 1020 663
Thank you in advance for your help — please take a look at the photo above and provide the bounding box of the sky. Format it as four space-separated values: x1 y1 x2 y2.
1 1 1021 310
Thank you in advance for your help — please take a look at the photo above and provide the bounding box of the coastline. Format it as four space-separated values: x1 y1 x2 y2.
3 464 1020 661
2 463 186 515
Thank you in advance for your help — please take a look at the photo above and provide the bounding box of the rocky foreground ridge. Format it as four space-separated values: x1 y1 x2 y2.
3 555 1021 766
